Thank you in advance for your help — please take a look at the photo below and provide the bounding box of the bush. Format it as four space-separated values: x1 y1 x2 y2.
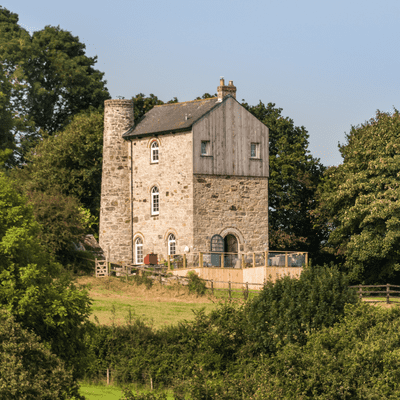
187 271 207 296
247 263 358 353
254 303 400 399
0 311 84 400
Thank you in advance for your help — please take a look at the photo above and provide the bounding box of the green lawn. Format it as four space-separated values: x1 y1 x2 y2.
79 383 174 400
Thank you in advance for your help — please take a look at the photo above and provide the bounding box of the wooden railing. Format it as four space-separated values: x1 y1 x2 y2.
95 250 308 276
349 284 400 304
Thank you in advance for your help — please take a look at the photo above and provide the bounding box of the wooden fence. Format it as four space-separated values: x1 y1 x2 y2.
349 284 400 304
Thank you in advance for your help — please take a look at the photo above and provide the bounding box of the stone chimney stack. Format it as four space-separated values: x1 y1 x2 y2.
99 99 134 263
217 78 236 102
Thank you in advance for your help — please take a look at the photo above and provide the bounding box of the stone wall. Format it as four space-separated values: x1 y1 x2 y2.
130 131 194 261
99 100 133 263
193 174 269 253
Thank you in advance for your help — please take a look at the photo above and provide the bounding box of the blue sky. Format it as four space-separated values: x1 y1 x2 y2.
5 0 400 167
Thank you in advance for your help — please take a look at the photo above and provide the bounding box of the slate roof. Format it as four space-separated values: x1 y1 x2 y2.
122 97 221 138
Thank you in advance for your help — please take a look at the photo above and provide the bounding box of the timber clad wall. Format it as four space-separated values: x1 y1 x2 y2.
193 175 269 253
130 132 195 259
99 100 133 262
193 97 269 177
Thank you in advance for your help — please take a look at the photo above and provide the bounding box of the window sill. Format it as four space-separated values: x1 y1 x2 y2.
250 157 262 161
201 155 213 158
150 161 159 165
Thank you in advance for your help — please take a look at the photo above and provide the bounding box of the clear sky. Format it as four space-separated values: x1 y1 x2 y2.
4 0 400 167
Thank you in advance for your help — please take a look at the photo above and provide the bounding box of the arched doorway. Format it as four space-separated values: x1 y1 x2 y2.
224 234 238 268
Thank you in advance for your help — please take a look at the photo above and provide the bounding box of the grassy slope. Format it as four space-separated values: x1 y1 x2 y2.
76 276 219 328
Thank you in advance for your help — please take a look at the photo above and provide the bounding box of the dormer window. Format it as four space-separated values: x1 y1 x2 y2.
250 143 260 159
201 141 210 156
151 141 159 163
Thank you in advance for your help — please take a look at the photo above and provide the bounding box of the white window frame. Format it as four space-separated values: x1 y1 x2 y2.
250 142 260 159
201 140 210 156
151 140 159 163
168 233 176 255
135 237 143 264
151 186 159 216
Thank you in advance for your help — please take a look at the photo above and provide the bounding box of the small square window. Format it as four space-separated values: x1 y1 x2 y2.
251 143 260 159
201 141 210 156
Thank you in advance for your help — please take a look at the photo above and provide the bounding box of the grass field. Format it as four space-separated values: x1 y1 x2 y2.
79 382 174 400
76 276 223 328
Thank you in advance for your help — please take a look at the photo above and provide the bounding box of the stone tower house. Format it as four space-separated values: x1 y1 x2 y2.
99 79 269 264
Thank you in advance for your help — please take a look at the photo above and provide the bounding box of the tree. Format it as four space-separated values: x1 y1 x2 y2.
0 6 110 159
241 100 326 256
0 311 84 400
15 109 104 222
318 110 400 283
0 171 93 379
247 264 358 354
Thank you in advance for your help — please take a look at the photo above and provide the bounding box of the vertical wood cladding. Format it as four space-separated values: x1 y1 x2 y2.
192 97 269 177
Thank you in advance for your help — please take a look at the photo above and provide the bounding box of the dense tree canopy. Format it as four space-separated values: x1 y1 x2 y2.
242 100 326 256
318 110 400 283
0 6 110 161
0 170 93 378
17 109 104 218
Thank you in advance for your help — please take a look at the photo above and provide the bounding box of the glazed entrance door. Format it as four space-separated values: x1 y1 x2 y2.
210 234 224 267
224 234 238 268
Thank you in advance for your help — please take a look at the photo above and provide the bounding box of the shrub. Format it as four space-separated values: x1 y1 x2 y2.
254 303 400 399
247 263 358 353
0 311 84 400
187 271 207 296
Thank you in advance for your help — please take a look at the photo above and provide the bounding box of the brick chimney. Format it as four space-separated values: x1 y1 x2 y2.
217 78 236 102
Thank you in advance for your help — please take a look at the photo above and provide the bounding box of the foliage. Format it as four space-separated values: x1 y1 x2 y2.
85 303 250 386
242 100 326 258
121 388 167 400
14 109 104 220
0 62 15 164
0 311 85 400
0 6 110 160
25 189 91 264
318 110 400 283
254 303 400 399
247 264 358 353
187 271 207 296
0 172 93 379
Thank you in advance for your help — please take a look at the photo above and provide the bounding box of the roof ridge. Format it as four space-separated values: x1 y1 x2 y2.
154 97 217 107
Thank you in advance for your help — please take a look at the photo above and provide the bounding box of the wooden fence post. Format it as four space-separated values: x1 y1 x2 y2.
358 284 362 300
228 281 231 299
241 254 245 269
285 252 288 268
252 253 256 268
211 279 214 296
199 252 203 268
107 367 110 385
183 254 187 269
265 251 268 268
245 282 249 300
387 283 390 304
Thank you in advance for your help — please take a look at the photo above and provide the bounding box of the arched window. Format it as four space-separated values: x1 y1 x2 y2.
151 186 159 215
168 233 176 255
135 237 143 264
151 141 159 163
